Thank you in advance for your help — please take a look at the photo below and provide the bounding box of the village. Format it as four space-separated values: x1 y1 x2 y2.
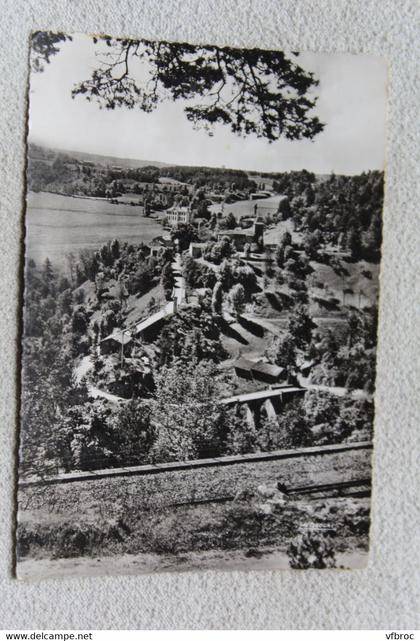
91 200 304 426
21 147 382 477
67 170 377 439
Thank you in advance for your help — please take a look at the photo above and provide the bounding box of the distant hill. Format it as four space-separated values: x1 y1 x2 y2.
28 142 338 181
28 143 170 169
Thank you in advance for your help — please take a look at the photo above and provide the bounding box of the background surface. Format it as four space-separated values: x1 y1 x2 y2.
0 0 418 630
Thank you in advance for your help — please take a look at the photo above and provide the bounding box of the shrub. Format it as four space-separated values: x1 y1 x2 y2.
287 532 336 569
16 518 130 560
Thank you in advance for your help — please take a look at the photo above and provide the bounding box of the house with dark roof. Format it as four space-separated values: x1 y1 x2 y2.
100 330 133 356
233 358 286 384
251 361 286 384
217 221 265 251
134 300 177 341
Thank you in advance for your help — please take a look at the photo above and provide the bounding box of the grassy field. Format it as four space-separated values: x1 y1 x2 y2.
209 195 284 220
308 259 380 310
25 191 163 268
17 447 371 571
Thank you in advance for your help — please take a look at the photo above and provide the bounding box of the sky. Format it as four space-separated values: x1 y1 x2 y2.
28 33 387 175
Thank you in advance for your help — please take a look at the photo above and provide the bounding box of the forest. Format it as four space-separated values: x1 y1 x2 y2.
273 170 383 262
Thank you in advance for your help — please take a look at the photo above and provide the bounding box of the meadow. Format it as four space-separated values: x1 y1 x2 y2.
25 191 163 268
209 194 284 220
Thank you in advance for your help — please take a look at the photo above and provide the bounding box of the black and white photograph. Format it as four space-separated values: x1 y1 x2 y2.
16 31 386 580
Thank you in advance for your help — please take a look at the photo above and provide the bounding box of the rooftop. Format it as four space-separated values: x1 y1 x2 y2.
134 301 175 335
253 362 285 377
233 358 284 377
234 357 259 370
101 331 132 346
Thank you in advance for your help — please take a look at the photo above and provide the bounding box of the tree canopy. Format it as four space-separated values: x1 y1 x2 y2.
31 31 324 143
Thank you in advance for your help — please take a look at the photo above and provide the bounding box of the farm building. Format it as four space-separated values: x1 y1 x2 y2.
217 220 265 250
100 330 133 356
252 361 286 384
233 357 255 380
233 358 286 384
134 300 177 341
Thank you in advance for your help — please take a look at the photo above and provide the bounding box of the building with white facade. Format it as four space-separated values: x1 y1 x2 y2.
166 205 194 227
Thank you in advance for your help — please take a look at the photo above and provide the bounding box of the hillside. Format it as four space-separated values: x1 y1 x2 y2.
29 143 170 169
28 142 334 181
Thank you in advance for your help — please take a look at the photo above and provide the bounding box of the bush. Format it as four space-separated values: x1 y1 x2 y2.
17 518 130 559
287 532 336 569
